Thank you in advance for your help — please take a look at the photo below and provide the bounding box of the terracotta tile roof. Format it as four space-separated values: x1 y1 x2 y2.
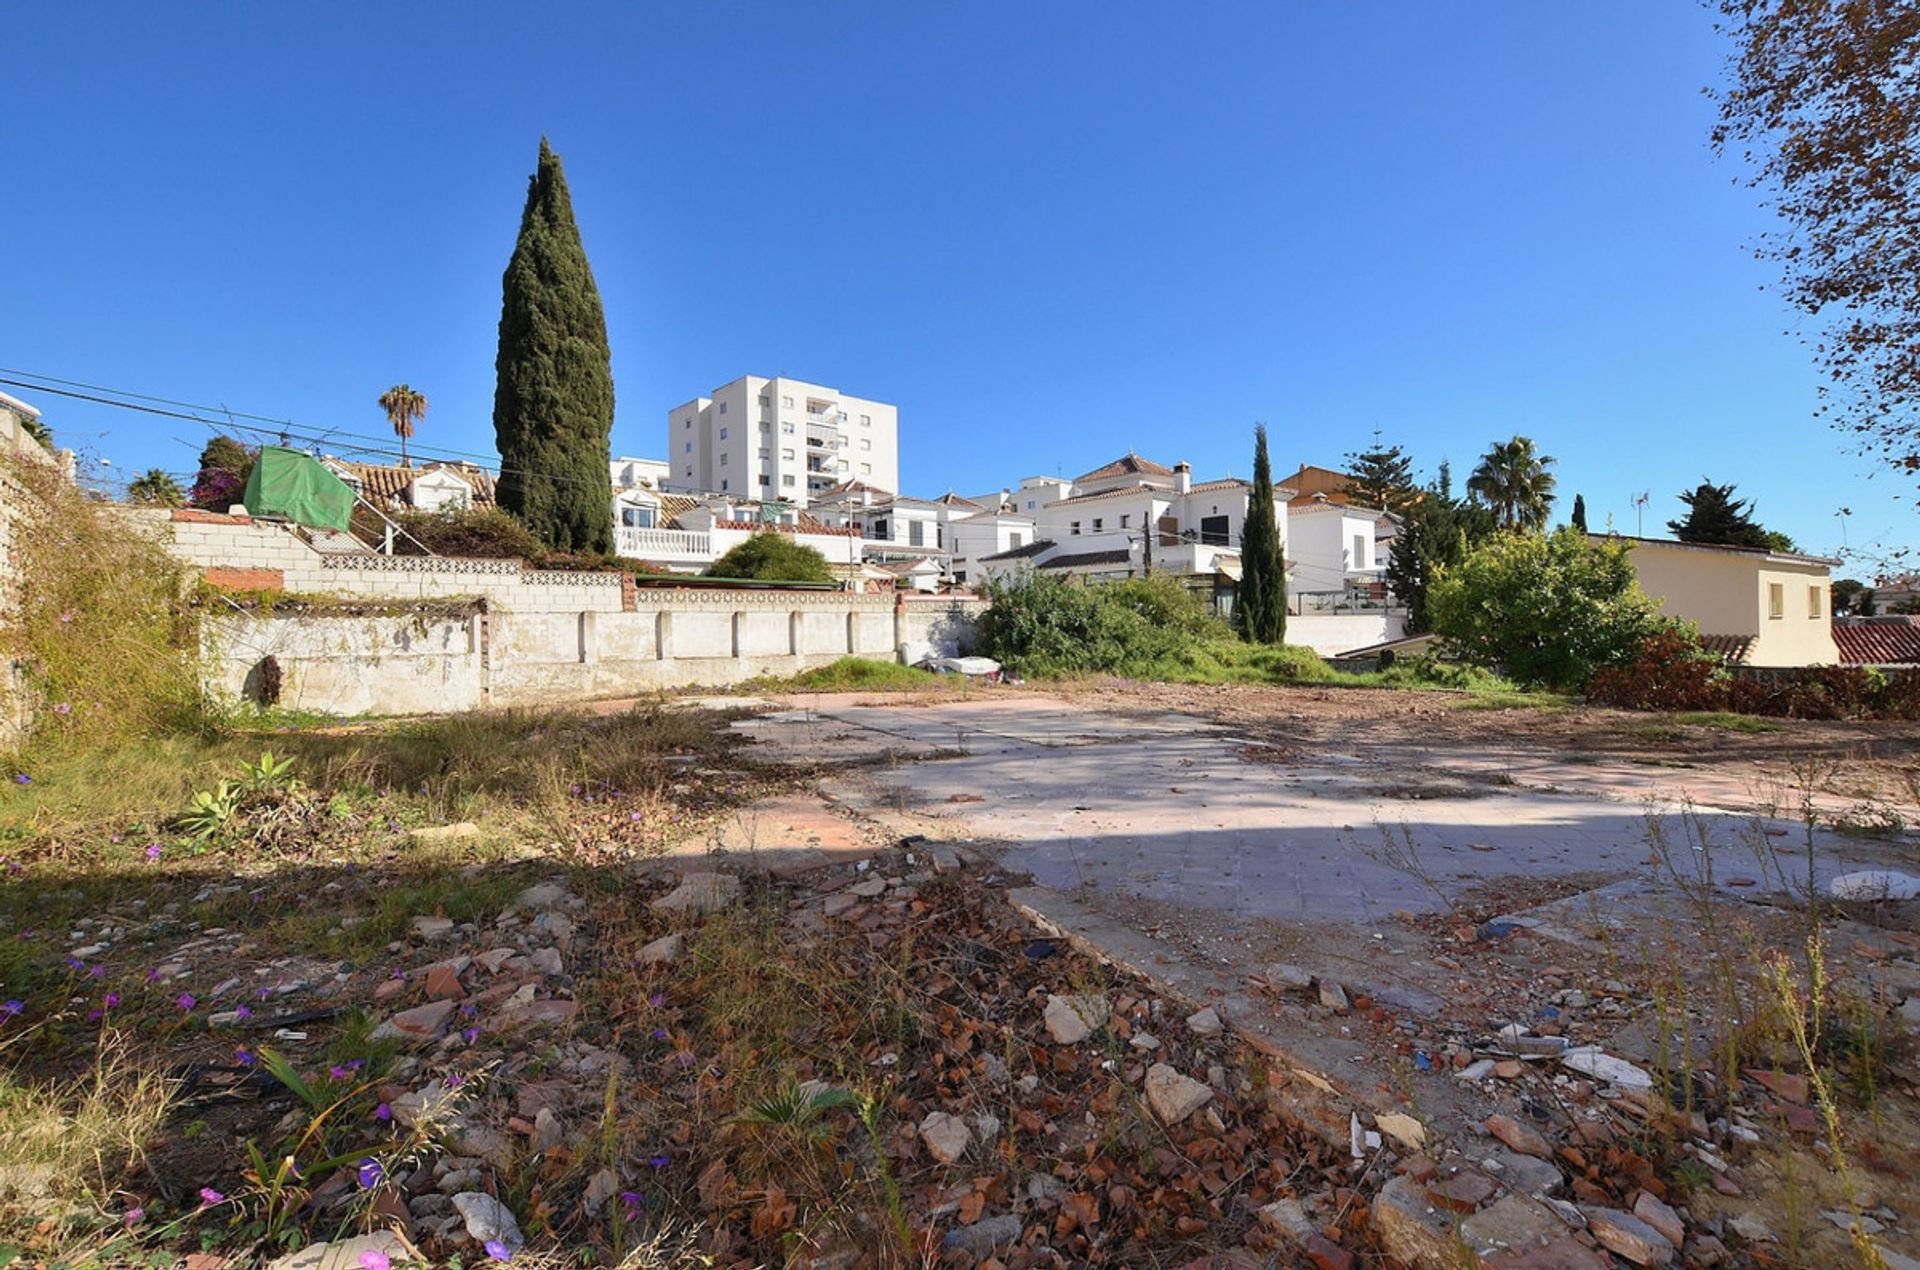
654 494 702 527
1187 478 1250 494
933 491 983 509
1697 634 1756 664
1834 619 1920 665
1038 548 1134 571
1049 482 1167 506
1074 452 1173 483
336 460 497 509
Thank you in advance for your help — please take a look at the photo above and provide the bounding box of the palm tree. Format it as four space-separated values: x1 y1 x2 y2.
378 384 429 468
1468 435 1557 531
126 468 185 507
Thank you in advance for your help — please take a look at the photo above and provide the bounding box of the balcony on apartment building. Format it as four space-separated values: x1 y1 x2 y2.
614 526 713 562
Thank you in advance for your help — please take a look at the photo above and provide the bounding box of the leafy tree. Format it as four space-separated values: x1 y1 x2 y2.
1763 529 1800 554
1668 479 1772 548
1428 528 1669 689
1342 438 1418 513
493 138 615 554
189 436 255 512
1467 435 1556 531
1237 424 1287 644
1386 466 1498 633
1713 2 1920 489
708 532 834 583
1570 493 1588 532
378 384 428 469
126 469 185 507
977 572 1226 677
1831 577 1867 615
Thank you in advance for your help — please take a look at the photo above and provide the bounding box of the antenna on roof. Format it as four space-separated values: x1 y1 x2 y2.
1631 491 1650 537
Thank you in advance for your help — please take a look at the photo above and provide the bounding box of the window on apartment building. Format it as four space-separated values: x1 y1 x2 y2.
1352 533 1366 567
782 448 795 461
861 414 871 425
782 422 795 435
1071 522 1081 535
758 394 770 406
1120 514 1130 528
837 460 849 471
1768 582 1785 619
909 521 924 546
860 438 871 451
1091 518 1103 531
683 466 692 477
1809 586 1823 618
953 570 967 584
759 475 771 488
759 447 770 459
718 401 727 414
1010 532 1023 549
720 479 729 491
759 421 770 434
718 426 727 440
782 395 793 407
719 453 728 466
683 419 690 430
683 441 692 454
1026 500 1036 511
837 411 848 423
1200 515 1229 545
621 507 655 528
860 463 872 475
782 474 795 487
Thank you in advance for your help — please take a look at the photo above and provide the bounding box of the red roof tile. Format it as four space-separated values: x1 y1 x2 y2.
1834 620 1920 665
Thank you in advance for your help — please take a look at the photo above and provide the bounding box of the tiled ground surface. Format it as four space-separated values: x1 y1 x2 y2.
734 695 1910 924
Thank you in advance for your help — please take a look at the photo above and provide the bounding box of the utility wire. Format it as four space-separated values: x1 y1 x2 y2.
0 374 630 496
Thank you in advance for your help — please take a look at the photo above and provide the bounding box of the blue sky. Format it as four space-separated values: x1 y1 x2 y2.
2 3 1904 565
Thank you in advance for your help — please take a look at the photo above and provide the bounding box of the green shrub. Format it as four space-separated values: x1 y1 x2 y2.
384 506 543 560
976 573 1225 676
708 533 835 584
6 458 212 755
1428 528 1670 690
778 657 938 691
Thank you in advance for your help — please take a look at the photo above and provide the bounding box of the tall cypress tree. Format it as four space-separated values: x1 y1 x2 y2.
1239 424 1287 644
493 138 615 554
1570 493 1588 532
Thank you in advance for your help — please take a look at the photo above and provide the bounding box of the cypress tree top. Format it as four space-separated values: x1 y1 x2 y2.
492 137 615 554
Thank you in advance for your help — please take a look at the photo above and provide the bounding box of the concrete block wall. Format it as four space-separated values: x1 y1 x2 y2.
167 511 993 714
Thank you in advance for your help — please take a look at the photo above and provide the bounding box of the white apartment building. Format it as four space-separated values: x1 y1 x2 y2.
665 375 899 509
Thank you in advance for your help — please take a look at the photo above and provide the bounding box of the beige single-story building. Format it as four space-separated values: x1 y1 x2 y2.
1595 535 1839 668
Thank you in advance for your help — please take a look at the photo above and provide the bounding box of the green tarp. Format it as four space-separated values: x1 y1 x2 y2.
240 446 356 532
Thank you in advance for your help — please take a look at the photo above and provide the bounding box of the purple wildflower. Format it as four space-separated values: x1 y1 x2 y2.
145 844 162 862
103 992 120 1008
619 1190 645 1215
235 1004 253 1020
484 1240 513 1262
235 1048 254 1066
197 1187 224 1206
651 1027 668 1041
1 1001 22 1016
145 968 162 984
65 957 85 973
462 1027 481 1043
88 964 105 978
372 1102 391 1122
13 774 29 785
356 1158 383 1188
647 993 665 1008
359 1253 391 1270
53 702 70 716
329 1064 353 1080
125 1207 145 1228
257 985 275 1000
175 992 195 1011
648 1153 671 1168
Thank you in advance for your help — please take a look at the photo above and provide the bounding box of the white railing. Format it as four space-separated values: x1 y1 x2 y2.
615 526 712 560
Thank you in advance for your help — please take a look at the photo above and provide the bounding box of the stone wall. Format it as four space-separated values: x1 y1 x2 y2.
0 399 77 749
162 510 985 714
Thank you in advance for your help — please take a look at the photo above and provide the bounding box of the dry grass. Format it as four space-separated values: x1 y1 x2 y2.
0 1031 176 1237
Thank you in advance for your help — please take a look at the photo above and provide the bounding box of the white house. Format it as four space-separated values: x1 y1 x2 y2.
1285 497 1389 606
324 459 496 515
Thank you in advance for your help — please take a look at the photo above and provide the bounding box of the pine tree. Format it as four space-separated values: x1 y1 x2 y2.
1238 424 1287 644
1668 479 1771 548
1570 494 1588 532
1342 438 1418 513
493 138 615 554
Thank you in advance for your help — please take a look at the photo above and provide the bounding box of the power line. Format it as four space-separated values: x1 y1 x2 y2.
0 373 622 496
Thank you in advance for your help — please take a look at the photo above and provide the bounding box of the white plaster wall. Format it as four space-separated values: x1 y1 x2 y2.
204 613 483 716
1287 613 1407 657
